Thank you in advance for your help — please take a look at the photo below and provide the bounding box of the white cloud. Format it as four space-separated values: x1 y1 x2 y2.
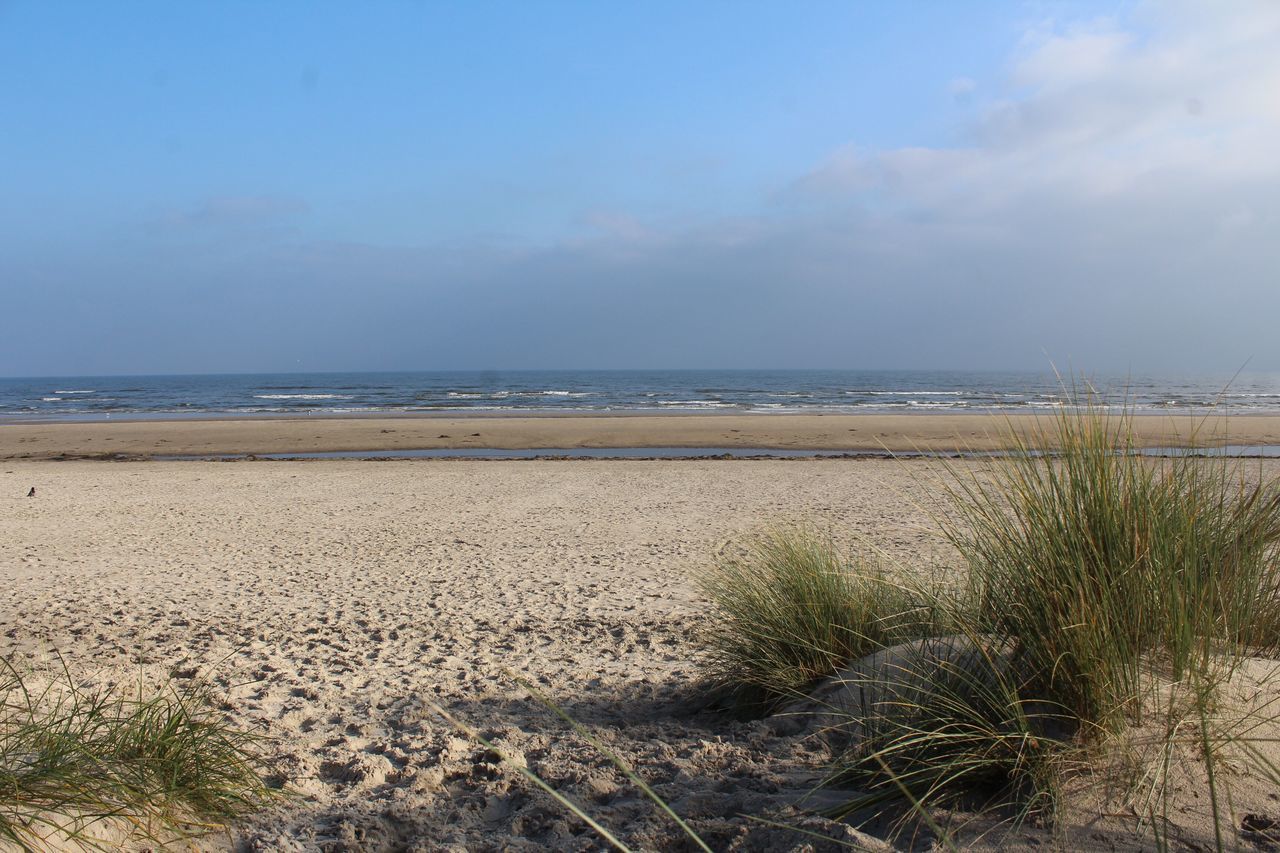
9 2 1280 374
797 1 1280 209
1011 22 1131 90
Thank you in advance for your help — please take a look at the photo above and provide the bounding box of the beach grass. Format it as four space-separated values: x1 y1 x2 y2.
688 402 1280 844
695 528 940 713
940 406 1280 728
0 659 275 850
825 627 1078 831
839 404 1280 832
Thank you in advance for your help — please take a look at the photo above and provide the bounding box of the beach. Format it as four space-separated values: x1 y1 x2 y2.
6 451 1280 849
4 457 953 850
5 412 1280 459
8 0 1279 845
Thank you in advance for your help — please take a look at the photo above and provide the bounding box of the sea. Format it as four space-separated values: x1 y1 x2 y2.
2 370 1279 422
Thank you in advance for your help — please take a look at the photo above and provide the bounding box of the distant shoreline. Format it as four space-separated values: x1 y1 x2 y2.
11 407 1280 426
6 412 1280 460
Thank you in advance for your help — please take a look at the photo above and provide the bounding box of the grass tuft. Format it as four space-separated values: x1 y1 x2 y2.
825 628 1079 834
942 405 1280 730
824 401 1280 833
0 658 276 851
696 527 939 714
693 400 1280 843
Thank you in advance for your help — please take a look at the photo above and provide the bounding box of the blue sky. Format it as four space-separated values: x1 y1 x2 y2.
3 1 1279 375
2 2 1027 243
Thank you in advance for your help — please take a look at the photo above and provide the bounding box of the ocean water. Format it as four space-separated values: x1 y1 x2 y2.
1 370 1279 421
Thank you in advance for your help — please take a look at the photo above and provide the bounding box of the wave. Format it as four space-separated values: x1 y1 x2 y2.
858 390 965 396
847 401 970 409
6 372 1280 421
447 390 593 399
252 394 352 400
409 405 527 412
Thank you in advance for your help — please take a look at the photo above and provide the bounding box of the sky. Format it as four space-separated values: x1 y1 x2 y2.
2 1 1278 376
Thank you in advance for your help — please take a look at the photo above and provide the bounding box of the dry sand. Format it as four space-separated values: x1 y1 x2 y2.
5 412 1280 459
4 458 1280 850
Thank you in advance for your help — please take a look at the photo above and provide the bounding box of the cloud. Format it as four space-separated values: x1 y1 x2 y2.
580 209 654 243
796 3 1280 214
162 195 311 228
5 2 1279 375
1011 22 1131 89
538 0 1280 370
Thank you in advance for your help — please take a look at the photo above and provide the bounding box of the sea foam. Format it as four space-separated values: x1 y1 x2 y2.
253 394 351 400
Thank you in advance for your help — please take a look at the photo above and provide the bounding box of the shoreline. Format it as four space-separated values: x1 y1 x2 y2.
10 406 1280 424
7 412 1280 459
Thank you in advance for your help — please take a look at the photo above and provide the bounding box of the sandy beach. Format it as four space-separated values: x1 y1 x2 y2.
8 0 1279 846
5 412 1280 460
6 456 1280 850
3 458 949 850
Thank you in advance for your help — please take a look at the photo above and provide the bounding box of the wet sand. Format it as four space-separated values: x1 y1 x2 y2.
4 412 1280 459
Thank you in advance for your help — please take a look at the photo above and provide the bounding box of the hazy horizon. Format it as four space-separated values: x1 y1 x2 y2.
4 2 1279 376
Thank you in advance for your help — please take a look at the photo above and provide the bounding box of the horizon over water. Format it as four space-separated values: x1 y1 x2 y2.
2 369 1280 422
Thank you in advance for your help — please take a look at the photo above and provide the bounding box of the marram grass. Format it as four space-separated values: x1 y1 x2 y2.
831 403 1280 834
940 405 1280 731
695 527 940 713
0 659 275 851
827 626 1079 832
691 403 1280 846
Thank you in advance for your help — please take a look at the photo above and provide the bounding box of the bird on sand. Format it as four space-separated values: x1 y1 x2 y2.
26 487 35 497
